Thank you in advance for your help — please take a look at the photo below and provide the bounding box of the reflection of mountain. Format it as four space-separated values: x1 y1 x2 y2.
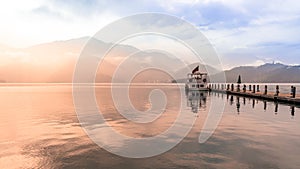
219 63 300 83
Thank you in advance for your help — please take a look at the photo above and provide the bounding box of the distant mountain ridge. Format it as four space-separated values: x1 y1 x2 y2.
0 37 206 83
174 63 300 83
0 37 299 83
222 63 300 83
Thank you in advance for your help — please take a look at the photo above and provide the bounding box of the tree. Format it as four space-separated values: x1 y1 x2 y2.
237 75 241 84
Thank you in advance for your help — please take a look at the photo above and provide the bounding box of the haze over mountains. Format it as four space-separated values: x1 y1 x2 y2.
0 37 299 83
0 37 88 83
222 63 300 83
0 37 192 83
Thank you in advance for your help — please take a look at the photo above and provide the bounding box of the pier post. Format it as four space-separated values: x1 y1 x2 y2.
275 85 280 96
243 84 246 92
264 85 268 95
231 84 234 91
236 75 241 92
249 85 252 91
252 85 256 93
291 86 296 98
257 85 260 92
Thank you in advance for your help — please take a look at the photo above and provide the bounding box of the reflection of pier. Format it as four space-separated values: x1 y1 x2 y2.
185 90 207 114
218 92 299 116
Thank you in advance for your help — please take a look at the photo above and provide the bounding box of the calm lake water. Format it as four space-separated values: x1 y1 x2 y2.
1 84 300 169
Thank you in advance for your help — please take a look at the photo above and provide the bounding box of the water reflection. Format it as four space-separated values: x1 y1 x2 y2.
1 86 300 169
236 97 240 113
212 91 299 117
275 102 279 114
291 106 295 116
230 95 234 105
185 90 207 114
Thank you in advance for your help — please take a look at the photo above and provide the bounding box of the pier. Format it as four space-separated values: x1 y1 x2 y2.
208 84 300 105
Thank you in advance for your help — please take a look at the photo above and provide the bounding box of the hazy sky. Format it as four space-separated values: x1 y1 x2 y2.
1 0 300 69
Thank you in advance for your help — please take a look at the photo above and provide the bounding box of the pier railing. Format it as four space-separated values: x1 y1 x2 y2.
208 83 299 105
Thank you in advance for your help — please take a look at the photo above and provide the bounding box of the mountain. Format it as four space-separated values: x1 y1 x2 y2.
222 63 300 83
1 37 299 83
0 37 194 83
0 37 90 83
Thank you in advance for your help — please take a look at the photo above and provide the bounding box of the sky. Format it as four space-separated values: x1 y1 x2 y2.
0 0 300 69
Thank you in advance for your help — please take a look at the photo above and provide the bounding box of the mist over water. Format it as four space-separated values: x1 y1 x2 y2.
0 84 300 169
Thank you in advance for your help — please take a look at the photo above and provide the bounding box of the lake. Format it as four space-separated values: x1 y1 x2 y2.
0 84 300 169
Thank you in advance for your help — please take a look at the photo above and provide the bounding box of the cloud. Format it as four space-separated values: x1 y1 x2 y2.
0 0 120 47
188 1 300 66
0 0 300 67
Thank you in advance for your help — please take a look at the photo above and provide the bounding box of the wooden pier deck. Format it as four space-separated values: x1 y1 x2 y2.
210 89 300 105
